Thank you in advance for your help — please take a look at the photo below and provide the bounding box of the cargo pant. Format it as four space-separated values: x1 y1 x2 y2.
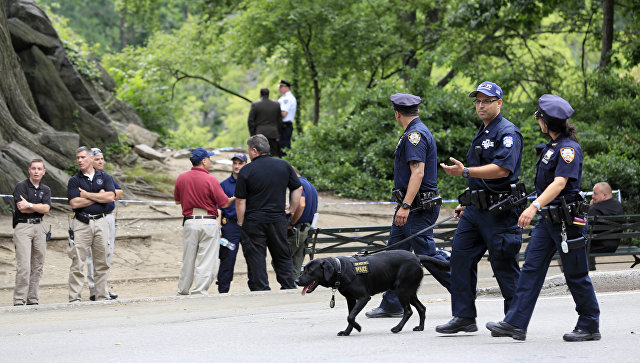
68 217 109 302
13 223 47 305
87 213 116 297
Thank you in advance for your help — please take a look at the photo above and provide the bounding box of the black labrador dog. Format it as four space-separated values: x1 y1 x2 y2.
295 250 449 336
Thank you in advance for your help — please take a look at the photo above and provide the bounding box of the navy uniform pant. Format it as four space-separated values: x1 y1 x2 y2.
278 122 293 156
216 222 241 293
450 205 522 318
379 206 448 312
505 218 600 333
241 218 296 291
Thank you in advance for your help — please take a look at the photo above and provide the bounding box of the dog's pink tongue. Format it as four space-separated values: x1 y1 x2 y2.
302 285 311 296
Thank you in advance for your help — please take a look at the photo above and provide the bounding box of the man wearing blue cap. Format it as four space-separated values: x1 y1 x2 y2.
437 82 524 334
487 94 600 342
365 93 445 318
174 148 229 295
216 152 248 293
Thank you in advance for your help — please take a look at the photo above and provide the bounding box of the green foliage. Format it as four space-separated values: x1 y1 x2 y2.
105 132 132 161
286 81 480 201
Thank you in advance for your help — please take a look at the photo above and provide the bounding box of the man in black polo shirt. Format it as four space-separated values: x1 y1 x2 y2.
235 134 302 290
12 159 51 306
67 146 116 302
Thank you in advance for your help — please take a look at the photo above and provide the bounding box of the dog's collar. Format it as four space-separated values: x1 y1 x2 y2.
332 257 342 289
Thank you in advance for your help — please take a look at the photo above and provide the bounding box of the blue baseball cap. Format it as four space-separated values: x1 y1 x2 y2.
190 147 215 164
537 94 574 120
231 152 247 163
469 81 503 99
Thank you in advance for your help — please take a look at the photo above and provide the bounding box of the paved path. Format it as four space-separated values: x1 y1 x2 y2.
2 288 638 362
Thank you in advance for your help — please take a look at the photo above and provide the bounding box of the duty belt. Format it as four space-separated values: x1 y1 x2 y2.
75 212 107 224
538 196 589 225
458 183 527 213
17 218 41 224
391 189 442 211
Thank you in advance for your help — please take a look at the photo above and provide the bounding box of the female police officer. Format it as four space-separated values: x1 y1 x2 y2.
486 94 600 342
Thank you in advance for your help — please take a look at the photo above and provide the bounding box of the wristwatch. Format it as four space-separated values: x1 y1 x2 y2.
532 200 542 211
28 202 33 209
462 167 470 178
401 202 411 210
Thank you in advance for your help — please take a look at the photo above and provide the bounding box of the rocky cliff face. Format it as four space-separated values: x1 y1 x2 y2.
0 0 144 211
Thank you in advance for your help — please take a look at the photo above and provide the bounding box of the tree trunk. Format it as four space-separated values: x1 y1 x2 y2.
600 0 614 70
0 2 67 168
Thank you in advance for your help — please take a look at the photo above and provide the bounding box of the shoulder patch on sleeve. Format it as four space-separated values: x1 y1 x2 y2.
560 147 575 163
502 135 514 148
407 132 421 146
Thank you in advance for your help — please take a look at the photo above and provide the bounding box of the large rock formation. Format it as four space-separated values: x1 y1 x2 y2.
0 0 143 211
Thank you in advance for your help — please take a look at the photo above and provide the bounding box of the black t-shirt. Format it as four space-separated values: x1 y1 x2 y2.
13 179 51 219
235 154 302 222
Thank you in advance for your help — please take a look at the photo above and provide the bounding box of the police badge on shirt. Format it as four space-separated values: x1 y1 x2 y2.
408 132 421 146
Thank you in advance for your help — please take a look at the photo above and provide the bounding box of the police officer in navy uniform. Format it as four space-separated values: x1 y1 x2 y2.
437 81 523 334
216 152 247 293
486 94 601 342
365 93 444 318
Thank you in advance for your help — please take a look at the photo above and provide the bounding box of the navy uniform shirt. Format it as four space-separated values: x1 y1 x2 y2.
13 179 51 219
220 174 238 220
535 136 583 204
466 113 522 191
394 117 438 193
106 178 121 213
235 155 302 223
67 169 116 215
298 176 318 224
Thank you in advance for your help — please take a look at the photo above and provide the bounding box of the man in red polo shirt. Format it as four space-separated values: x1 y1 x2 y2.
174 148 229 295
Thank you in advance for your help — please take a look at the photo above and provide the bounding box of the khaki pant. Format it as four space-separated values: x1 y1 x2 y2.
178 218 220 295
13 223 47 305
287 223 311 278
68 217 109 302
87 213 116 296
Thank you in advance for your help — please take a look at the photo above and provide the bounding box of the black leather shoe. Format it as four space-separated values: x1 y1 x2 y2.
365 307 404 318
486 321 526 341
109 292 118 300
13 303 25 306
26 302 39 305
90 295 96 301
435 317 478 334
563 329 601 342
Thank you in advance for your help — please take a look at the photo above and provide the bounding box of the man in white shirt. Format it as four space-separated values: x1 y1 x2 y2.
278 79 297 156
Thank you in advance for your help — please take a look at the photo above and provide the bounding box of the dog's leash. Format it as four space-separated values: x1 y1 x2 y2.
357 213 458 256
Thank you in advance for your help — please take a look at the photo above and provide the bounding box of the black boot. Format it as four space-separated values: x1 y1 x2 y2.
486 321 526 341
563 329 601 342
435 317 477 334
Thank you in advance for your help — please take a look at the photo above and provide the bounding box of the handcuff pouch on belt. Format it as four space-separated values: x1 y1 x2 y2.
392 189 442 211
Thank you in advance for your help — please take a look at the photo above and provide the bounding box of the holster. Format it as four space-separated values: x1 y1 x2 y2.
12 209 17 229
75 212 90 224
392 189 404 203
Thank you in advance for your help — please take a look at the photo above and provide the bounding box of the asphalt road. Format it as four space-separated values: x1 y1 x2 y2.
1 288 638 362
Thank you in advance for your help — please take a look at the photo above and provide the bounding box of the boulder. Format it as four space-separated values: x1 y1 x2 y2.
127 123 159 147
7 17 56 53
18 45 117 146
2 141 71 198
133 144 168 162
39 130 79 157
0 150 30 212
